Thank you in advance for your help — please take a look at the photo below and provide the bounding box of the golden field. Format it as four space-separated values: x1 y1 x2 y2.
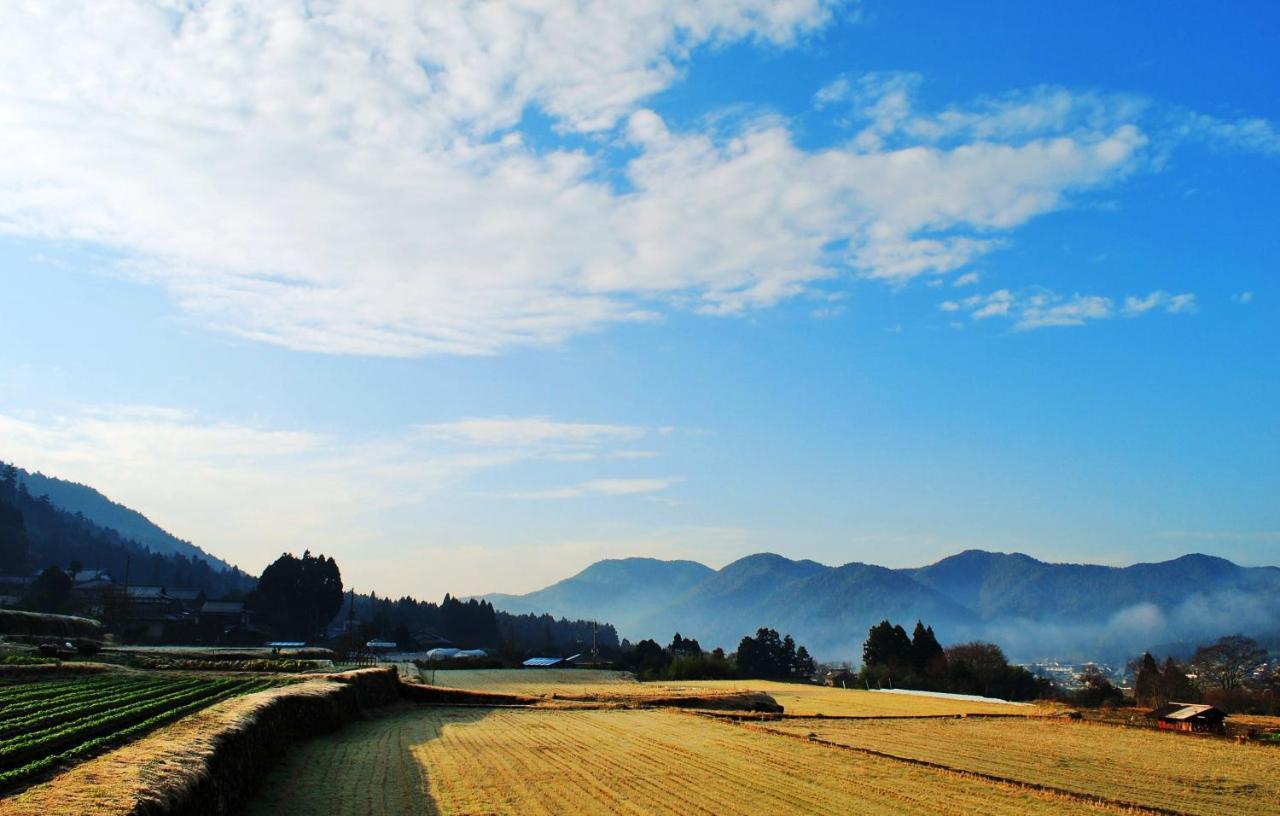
430 669 1031 716
766 715 1280 816
6 668 1275 815
245 706 1115 816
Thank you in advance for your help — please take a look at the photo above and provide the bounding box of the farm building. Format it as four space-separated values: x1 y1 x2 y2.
522 653 582 668
424 647 489 661
1147 703 1227 733
825 669 857 688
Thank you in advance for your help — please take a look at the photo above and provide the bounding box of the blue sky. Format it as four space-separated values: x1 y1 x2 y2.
0 1 1276 599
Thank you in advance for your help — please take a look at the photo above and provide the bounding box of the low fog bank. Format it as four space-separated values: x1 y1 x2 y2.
601 589 1280 665
949 589 1280 664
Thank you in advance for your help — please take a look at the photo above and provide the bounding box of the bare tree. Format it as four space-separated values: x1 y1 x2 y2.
1190 634 1267 690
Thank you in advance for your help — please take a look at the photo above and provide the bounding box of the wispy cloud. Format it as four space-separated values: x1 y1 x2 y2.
1158 530 1280 543
941 288 1197 330
506 477 681 500
419 418 644 449
1175 112 1280 156
0 406 674 582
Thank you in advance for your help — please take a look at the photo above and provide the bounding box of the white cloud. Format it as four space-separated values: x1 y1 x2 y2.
947 288 1196 330
1232 291 1254 305
1176 113 1280 156
506 476 680 500
0 4 1157 356
420 417 643 448
953 271 981 287
1122 290 1197 316
0 406 669 581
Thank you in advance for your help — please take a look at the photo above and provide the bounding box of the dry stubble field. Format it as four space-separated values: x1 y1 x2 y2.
427 668 1026 716
245 706 1112 816
765 716 1280 816
241 668 1280 816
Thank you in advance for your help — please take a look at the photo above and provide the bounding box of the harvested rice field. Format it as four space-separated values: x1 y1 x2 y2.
765 715 1280 816
431 669 1030 716
245 706 1118 816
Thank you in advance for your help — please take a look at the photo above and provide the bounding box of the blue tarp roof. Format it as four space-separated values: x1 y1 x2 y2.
522 657 564 667
522 653 581 667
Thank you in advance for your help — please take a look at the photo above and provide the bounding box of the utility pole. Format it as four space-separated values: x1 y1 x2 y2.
346 587 356 664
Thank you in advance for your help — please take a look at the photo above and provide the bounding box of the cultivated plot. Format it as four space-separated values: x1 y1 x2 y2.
430 669 1029 716
766 716 1280 816
246 706 1123 816
0 674 281 791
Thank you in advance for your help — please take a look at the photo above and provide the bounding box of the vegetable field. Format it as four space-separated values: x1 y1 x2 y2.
246 707 1119 816
0 673 280 790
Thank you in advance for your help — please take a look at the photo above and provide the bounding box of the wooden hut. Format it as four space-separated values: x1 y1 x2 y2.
1147 702 1227 734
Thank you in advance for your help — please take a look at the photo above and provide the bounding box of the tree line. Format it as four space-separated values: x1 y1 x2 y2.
615 627 817 681
250 551 619 656
859 619 1050 700
1128 634 1276 714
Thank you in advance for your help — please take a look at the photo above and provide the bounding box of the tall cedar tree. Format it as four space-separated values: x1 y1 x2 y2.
1133 652 1163 706
909 621 946 675
253 551 344 640
0 465 29 573
736 627 812 679
863 620 912 669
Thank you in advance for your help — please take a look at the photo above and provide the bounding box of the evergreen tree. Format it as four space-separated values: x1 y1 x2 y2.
1133 652 1162 706
794 645 816 677
0 497 28 574
909 621 946 675
252 550 344 640
28 565 71 612
863 620 912 669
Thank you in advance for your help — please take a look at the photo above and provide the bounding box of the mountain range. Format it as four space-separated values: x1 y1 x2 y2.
486 551 1280 662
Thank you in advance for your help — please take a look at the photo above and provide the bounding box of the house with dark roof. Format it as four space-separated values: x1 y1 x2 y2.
1148 702 1227 734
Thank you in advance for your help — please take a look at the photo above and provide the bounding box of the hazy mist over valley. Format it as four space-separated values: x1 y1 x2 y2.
487 551 1280 662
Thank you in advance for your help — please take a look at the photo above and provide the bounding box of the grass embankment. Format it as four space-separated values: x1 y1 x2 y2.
244 706 1114 816
0 668 399 816
761 715 1280 816
0 610 102 641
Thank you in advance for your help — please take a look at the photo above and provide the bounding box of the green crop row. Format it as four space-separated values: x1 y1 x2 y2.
0 678 261 791
0 678 244 768
0 677 201 740
0 675 126 707
0 675 179 721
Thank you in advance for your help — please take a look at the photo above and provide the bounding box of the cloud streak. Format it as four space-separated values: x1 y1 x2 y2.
942 288 1197 330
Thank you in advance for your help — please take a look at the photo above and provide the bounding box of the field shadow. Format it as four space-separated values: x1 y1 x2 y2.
240 702 499 816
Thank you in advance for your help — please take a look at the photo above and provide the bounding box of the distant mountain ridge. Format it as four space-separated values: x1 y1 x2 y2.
14 467 236 572
485 549 1280 662
1 461 254 597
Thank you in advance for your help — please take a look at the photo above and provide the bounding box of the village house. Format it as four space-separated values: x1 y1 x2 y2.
1148 703 1228 734
824 668 857 688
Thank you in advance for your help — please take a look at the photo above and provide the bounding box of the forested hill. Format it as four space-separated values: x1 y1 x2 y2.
13 465 233 571
0 461 253 597
485 550 1280 662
